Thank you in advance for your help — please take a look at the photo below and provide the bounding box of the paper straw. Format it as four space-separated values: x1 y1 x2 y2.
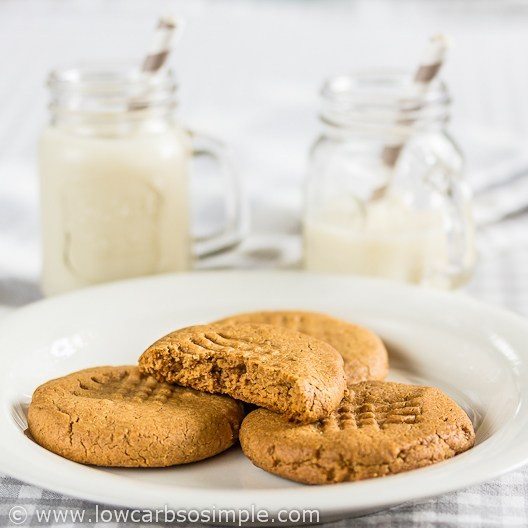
381 34 451 168
141 15 183 73
129 15 183 110
414 33 450 85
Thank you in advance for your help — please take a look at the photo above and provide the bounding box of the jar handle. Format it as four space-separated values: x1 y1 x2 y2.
187 130 247 258
428 167 475 288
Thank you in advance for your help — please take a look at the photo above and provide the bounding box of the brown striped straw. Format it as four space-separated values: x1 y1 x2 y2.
381 34 451 169
129 15 182 110
141 15 182 73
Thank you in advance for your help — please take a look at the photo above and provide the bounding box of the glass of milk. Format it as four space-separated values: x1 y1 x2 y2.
39 63 245 295
303 72 475 288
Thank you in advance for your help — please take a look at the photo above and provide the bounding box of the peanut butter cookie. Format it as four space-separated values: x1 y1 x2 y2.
138 323 346 424
28 366 244 467
216 311 388 385
240 381 475 484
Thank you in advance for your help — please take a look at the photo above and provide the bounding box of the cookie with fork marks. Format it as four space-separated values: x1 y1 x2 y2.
28 366 244 466
239 381 475 484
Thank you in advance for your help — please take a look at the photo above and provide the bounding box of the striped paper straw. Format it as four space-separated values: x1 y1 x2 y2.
141 15 183 73
381 34 451 168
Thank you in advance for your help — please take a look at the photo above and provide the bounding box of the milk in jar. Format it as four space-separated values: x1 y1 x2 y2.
40 123 191 294
304 195 447 283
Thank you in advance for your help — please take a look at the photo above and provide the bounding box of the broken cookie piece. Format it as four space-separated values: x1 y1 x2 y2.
138 323 347 424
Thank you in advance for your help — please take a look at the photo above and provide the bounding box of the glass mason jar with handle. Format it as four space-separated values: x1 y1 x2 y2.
39 63 245 296
303 71 475 289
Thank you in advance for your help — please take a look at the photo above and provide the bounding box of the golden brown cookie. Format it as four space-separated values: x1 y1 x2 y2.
28 366 244 467
138 323 346 424
215 311 388 385
240 381 475 484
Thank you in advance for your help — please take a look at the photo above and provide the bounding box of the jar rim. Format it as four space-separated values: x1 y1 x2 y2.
321 70 445 104
47 61 178 115
49 61 177 90
319 70 450 134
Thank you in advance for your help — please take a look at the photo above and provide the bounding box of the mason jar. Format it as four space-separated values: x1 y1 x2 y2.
303 71 475 288
39 63 244 295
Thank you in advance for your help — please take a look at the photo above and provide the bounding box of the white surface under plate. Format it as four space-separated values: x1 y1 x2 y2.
0 272 527 524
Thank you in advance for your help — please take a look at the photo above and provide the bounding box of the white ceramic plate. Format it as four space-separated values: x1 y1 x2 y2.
1 272 527 523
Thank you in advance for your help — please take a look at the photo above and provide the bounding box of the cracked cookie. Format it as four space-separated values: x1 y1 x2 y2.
28 366 244 467
239 380 475 484
216 310 388 385
138 323 347 424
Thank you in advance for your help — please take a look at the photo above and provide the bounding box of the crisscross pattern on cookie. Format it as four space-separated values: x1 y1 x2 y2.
75 371 183 404
185 330 282 358
317 390 425 432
